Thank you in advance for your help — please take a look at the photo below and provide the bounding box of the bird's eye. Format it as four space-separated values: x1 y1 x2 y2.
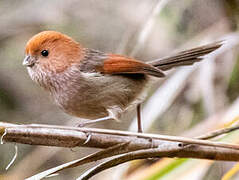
41 50 49 57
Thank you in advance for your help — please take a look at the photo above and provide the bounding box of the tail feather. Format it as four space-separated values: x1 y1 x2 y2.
148 41 223 71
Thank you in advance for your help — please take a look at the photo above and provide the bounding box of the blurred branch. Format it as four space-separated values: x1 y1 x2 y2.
129 0 170 56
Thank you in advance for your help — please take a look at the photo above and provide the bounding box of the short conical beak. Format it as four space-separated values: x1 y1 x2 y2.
22 55 34 67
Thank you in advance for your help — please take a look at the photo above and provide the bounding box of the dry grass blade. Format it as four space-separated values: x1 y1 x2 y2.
130 0 171 57
196 123 239 140
222 162 239 180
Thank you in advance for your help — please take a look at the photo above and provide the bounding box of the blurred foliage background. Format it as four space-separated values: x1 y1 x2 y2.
0 0 239 180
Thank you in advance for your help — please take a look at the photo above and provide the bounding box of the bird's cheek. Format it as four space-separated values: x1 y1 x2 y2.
26 65 45 85
40 59 68 73
38 60 53 73
27 65 37 77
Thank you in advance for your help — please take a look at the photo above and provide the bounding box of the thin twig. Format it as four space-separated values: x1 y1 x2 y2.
196 123 239 140
26 142 130 180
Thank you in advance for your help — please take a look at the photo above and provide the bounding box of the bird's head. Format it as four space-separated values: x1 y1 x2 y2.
23 31 83 88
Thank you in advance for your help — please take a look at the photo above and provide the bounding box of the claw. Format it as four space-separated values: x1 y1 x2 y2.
83 133 92 145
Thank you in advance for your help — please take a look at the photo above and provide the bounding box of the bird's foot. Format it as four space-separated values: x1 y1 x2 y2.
77 116 113 127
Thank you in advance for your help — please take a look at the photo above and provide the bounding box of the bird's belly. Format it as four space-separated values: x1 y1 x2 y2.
52 73 148 120
64 102 108 119
53 91 109 120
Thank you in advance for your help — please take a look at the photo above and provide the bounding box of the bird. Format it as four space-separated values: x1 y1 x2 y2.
23 31 222 133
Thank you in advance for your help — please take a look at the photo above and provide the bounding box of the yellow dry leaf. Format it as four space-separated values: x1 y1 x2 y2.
223 116 239 128
222 162 239 180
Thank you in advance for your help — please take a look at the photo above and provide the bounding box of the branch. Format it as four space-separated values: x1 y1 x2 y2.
1 122 239 153
2 122 239 180
78 144 239 180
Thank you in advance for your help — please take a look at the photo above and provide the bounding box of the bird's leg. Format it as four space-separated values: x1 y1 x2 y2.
77 116 113 127
137 104 143 133
137 104 153 147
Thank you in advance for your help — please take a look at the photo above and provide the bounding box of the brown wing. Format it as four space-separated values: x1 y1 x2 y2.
79 49 165 77
148 41 223 70
102 54 165 77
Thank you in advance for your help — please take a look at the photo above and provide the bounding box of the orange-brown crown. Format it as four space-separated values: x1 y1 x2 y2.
25 31 79 55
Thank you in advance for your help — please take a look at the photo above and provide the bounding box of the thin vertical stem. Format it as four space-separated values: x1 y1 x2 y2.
137 104 143 133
